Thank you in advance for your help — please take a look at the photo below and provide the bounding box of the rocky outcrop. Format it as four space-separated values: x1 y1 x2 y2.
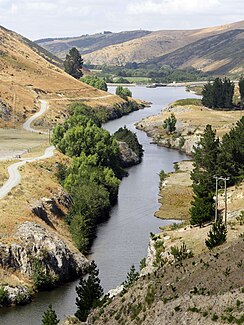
0 99 12 121
118 141 140 167
0 285 32 306
0 221 88 306
0 222 88 281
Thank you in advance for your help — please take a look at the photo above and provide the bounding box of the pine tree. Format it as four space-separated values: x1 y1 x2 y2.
75 261 103 322
202 81 213 108
205 220 227 249
217 116 244 184
42 305 59 325
190 125 220 226
64 47 83 79
122 265 139 291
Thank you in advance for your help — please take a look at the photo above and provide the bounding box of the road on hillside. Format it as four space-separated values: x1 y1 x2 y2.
0 100 54 200
22 99 48 134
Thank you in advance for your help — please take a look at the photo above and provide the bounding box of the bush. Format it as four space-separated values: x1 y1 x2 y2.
170 242 193 264
0 287 8 306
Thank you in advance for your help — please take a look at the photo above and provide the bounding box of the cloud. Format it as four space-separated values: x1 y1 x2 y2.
0 0 243 39
127 0 220 15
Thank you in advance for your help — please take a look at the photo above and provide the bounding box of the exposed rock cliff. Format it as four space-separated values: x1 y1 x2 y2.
0 221 88 306
118 142 140 167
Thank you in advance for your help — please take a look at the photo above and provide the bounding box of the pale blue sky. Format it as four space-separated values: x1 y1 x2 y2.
0 0 243 40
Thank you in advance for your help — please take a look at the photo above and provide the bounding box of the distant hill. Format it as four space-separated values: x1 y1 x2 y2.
35 30 151 59
36 21 244 76
143 29 244 75
0 26 123 128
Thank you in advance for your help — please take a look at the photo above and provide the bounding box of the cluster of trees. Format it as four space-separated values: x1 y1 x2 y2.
202 78 235 108
190 117 244 226
114 126 144 162
88 64 208 83
80 75 108 91
202 77 244 109
64 47 83 79
115 85 132 100
52 104 143 253
52 105 124 252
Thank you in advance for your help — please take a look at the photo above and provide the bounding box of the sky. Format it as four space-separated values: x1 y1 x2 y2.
0 0 243 40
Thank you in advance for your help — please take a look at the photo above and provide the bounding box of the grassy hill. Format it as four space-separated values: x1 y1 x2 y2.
144 29 244 75
37 21 244 76
0 25 124 128
35 30 151 59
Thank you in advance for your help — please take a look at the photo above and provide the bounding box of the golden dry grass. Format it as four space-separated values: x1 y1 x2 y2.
0 26 124 128
0 150 72 241
155 161 193 220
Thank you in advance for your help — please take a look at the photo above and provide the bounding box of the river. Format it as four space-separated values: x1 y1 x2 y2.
0 86 199 324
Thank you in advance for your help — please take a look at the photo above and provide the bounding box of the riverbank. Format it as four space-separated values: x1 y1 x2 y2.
136 99 243 155
136 99 244 222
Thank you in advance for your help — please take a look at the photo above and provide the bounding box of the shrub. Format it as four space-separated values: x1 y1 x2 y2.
0 287 8 306
170 242 193 264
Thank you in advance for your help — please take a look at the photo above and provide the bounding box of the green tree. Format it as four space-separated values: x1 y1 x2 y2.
81 75 108 91
205 220 227 249
122 265 139 291
115 85 132 100
190 125 220 226
75 261 103 322
163 113 177 134
42 304 59 325
217 116 244 184
64 47 83 79
239 77 244 104
202 78 234 109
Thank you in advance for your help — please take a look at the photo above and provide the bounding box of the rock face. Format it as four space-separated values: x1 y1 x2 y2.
118 141 140 167
0 222 88 282
0 99 12 121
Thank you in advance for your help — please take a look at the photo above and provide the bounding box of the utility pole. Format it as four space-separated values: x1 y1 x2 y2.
219 177 230 226
213 176 219 222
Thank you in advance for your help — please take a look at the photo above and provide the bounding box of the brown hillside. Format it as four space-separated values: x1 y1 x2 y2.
0 26 123 128
82 21 244 74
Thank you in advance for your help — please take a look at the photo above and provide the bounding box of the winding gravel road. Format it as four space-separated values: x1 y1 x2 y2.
0 100 55 199
22 99 48 134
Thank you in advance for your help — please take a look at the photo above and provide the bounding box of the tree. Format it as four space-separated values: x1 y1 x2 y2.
239 77 244 105
202 78 234 109
42 304 59 325
163 113 177 134
115 85 132 100
122 265 139 292
81 76 108 91
64 47 83 79
190 125 220 226
205 220 227 249
75 261 103 322
217 116 244 184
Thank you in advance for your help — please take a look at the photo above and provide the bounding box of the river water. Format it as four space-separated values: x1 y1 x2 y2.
0 86 199 324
